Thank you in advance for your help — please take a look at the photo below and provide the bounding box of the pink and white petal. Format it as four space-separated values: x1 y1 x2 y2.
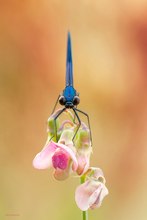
59 120 74 132
33 142 57 169
77 154 90 175
92 167 106 183
89 183 104 209
55 142 78 171
75 181 96 211
90 184 109 209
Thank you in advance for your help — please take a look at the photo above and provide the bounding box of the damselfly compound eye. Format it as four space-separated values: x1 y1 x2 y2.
73 96 80 106
59 96 66 105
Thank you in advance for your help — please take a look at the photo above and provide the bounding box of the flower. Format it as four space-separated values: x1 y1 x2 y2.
33 107 109 212
75 168 108 211
75 123 92 175
33 109 79 180
33 109 80 180
33 138 78 180
33 109 92 180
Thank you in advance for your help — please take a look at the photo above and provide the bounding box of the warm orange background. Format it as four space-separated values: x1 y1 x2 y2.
0 1 147 220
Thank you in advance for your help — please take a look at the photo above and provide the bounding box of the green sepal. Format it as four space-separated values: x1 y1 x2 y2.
47 116 60 142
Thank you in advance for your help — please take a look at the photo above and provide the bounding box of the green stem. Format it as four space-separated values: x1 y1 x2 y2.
82 210 88 220
80 175 88 220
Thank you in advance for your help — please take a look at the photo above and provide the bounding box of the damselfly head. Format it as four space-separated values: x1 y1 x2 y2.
59 93 80 108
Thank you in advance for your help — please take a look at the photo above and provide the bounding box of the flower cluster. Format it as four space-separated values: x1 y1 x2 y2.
33 109 108 211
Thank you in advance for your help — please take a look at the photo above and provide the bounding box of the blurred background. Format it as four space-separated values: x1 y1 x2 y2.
0 1 147 220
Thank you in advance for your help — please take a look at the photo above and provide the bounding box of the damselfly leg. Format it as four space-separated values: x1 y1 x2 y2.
73 108 92 145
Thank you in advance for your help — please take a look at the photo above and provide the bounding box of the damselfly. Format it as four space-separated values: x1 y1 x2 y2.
52 32 92 143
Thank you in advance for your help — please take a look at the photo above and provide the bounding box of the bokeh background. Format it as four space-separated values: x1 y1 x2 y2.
1 1 147 220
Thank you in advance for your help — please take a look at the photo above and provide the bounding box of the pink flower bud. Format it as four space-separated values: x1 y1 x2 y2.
75 123 92 175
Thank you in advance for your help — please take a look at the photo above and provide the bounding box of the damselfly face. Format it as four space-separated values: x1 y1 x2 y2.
59 86 80 108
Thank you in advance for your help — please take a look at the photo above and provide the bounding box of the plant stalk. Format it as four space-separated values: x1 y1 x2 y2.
80 175 88 220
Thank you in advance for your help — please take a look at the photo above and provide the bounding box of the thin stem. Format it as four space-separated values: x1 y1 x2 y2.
80 175 88 220
82 210 88 220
